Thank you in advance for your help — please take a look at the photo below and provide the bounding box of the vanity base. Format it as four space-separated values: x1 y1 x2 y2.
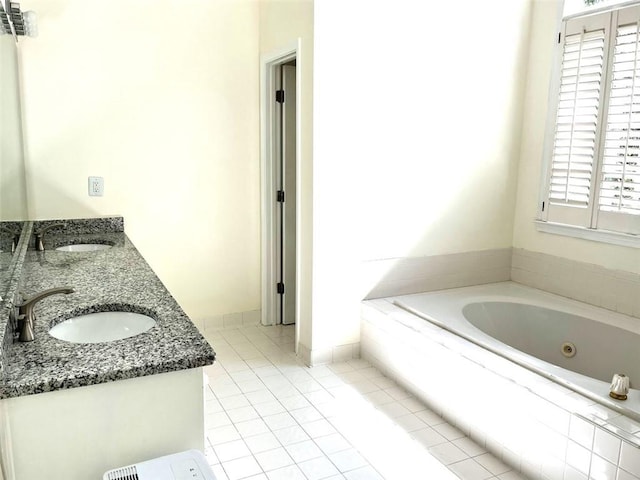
0 367 205 480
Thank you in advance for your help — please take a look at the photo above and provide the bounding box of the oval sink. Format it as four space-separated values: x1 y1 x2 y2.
56 244 112 252
49 311 156 343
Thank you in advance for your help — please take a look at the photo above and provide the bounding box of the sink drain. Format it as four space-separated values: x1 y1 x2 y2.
561 342 576 358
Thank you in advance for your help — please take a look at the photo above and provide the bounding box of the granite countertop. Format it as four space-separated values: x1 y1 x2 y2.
0 222 31 380
0 223 215 399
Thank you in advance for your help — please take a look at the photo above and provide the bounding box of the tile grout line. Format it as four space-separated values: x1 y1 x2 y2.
208 326 385 479
209 327 381 479
202 324 523 480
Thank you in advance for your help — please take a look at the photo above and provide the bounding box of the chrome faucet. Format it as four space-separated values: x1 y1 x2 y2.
13 287 75 342
34 223 65 251
0 227 19 253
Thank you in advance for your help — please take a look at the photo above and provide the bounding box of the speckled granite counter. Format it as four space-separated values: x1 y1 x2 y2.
0 222 31 379
0 218 215 399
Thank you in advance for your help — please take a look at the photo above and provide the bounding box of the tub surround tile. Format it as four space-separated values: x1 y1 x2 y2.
563 465 588 480
475 452 511 476
448 458 493 480
570 416 596 450
363 248 512 300
362 293 640 480
610 415 640 435
590 454 617 480
512 248 640 318
541 456 565 480
428 442 469 465
578 413 640 449
620 442 640 478
594 428 622 465
566 440 592 475
616 467 640 480
0 218 215 399
587 404 626 423
618 468 640 480
453 436 488 457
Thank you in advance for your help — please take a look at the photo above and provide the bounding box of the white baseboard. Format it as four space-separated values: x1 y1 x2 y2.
201 309 261 331
298 342 360 367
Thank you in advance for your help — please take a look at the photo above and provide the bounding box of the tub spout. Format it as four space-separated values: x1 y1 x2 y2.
610 373 629 400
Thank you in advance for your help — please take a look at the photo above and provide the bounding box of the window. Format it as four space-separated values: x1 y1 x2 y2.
540 2 640 240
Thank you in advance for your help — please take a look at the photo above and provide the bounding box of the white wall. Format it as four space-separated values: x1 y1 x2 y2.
512 0 640 274
312 0 533 354
19 0 261 321
258 0 314 353
19 0 603 363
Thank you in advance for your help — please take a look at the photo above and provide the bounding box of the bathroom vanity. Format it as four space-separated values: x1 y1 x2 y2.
0 217 215 480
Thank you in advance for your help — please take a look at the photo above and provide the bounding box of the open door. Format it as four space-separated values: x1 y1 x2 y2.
276 63 297 325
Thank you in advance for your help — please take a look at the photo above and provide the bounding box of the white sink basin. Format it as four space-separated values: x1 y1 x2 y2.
49 311 156 343
56 244 112 252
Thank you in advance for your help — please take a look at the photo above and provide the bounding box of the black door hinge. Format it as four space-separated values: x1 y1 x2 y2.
542 201 545 212
276 90 285 103
558 32 561 44
277 190 285 202
277 282 285 294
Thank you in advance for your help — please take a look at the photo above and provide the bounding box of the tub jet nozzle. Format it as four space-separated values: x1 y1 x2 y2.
561 342 576 358
610 373 629 401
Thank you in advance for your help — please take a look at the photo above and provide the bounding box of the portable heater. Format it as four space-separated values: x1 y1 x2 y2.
103 449 216 480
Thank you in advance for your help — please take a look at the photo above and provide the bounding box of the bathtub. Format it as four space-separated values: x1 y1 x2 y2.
392 281 640 422
361 281 640 479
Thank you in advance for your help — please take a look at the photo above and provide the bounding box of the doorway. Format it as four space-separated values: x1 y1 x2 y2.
275 60 297 326
260 45 300 336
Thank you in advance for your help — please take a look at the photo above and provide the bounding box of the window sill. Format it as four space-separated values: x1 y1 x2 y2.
534 220 640 249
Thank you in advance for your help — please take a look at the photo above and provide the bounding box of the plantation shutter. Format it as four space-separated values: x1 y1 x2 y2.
541 5 640 236
599 22 640 214
545 13 610 227
597 6 640 234
550 30 604 206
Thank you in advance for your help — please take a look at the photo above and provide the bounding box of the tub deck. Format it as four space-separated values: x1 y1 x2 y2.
361 282 640 479
392 281 640 421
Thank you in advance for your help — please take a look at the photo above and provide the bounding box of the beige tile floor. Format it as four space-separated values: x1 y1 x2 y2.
201 324 528 480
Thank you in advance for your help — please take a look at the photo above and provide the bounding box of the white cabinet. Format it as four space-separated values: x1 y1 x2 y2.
0 368 205 480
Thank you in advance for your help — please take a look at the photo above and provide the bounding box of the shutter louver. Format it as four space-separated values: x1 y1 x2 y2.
599 22 640 215
550 29 606 207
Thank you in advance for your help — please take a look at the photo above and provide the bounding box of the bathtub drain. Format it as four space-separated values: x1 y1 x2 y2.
561 342 576 358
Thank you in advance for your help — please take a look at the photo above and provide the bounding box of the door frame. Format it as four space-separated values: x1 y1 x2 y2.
260 41 302 349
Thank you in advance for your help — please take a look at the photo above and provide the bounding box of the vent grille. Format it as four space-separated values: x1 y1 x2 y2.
106 466 139 480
